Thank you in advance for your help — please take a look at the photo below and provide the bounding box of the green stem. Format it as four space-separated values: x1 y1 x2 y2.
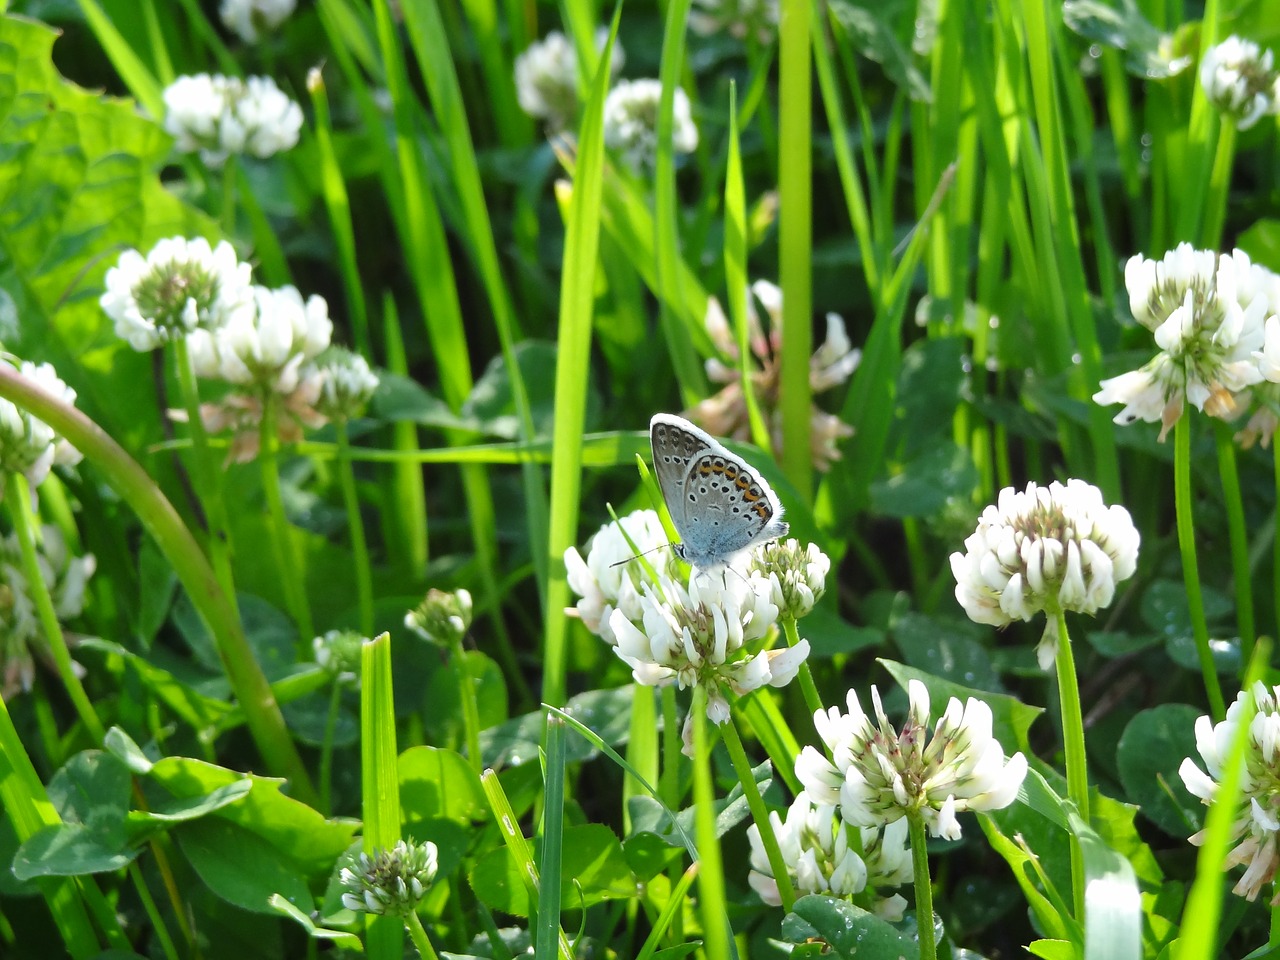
259 392 314 641
782 616 823 721
721 716 796 911
336 420 374 636
127 861 180 960
5 473 105 743
1214 420 1255 663
690 693 732 960
450 637 483 774
172 338 237 601
1175 415 1226 721
320 678 342 817
0 360 317 802
1202 120 1236 250
907 811 936 960
221 154 238 238
404 911 440 960
1053 609 1088 922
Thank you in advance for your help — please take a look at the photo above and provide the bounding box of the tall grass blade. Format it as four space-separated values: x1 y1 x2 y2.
360 632 403 960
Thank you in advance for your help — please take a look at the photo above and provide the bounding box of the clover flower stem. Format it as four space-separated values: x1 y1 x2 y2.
258 392 314 642
1271 901 1280 949
1053 609 1088 922
722 715 797 911
171 339 237 602
1214 421 1255 662
907 811 936 960
5 472 105 743
336 419 374 635
450 635 484 775
319 678 342 816
404 910 440 960
782 615 823 721
691 691 733 960
1202 119 1236 249
127 860 181 960
220 154 238 238
1175 415 1226 721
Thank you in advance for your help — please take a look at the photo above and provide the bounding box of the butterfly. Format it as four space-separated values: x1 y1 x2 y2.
649 413 789 570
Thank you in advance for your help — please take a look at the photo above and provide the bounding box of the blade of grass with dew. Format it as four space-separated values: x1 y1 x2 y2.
73 0 163 116
777 0 812 502
380 295 429 576
0 364 317 803
541 8 620 708
401 0 551 607
307 67 371 357
654 0 705 407
724 82 770 452
536 714 568 960
360 632 403 960
0 696 101 958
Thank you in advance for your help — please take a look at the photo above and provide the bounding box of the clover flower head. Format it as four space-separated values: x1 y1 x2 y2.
100 237 253 351
1094 244 1277 439
689 0 779 43
1200 36 1280 131
313 629 364 685
191 285 332 393
339 840 439 917
312 347 380 421
1180 683 1280 903
603 79 698 173
405 588 473 648
747 790 912 918
0 524 95 697
749 538 829 619
795 680 1027 840
163 73 303 167
515 29 625 131
690 280 857 471
0 360 82 490
565 509 675 644
607 568 807 736
175 369 327 465
220 0 296 42
950 479 1139 666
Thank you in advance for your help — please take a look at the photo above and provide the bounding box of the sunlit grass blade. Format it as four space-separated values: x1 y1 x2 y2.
541 8 620 707
536 714 567 959
73 0 163 116
360 631 402 960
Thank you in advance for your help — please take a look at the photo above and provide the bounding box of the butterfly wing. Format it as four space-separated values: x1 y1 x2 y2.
649 414 714 537
682 449 788 559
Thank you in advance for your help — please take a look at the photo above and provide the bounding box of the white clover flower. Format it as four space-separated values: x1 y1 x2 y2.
0 524 95 697
747 790 912 918
689 0 778 43
690 280 858 472
1094 244 1277 440
796 680 1027 840
405 588 473 648
339 840 439 917
220 0 296 43
749 538 829 619
1236 382 1280 449
193 285 332 393
1179 683 1280 903
950 479 1139 669
312 347 380 421
564 509 674 644
514 29 625 130
0 361 82 490
100 237 253 351
312 629 363 686
1200 36 1280 131
603 79 698 174
606 569 807 730
163 74 303 167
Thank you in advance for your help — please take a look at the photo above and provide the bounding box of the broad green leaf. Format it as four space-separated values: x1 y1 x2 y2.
481 686 637 768
894 336 967 455
1028 941 1078 960
889 612 1005 693
176 817 313 915
398 746 487 825
780 895 916 957
146 756 358 877
869 441 980 517
126 781 254 845
12 823 139 879
626 759 772 851
78 637 233 733
0 14 209 450
104 726 153 775
268 894 364 952
46 750 131 847
1116 704 1201 838
422 649 508 747
469 823 637 916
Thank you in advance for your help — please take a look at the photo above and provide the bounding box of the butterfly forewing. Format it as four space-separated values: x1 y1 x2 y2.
650 415 713 532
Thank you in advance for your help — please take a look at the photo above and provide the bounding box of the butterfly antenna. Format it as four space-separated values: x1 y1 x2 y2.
609 543 674 568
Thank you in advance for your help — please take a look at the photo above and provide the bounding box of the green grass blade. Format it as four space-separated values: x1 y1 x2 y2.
360 632 403 960
73 0 163 116
536 714 568 959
